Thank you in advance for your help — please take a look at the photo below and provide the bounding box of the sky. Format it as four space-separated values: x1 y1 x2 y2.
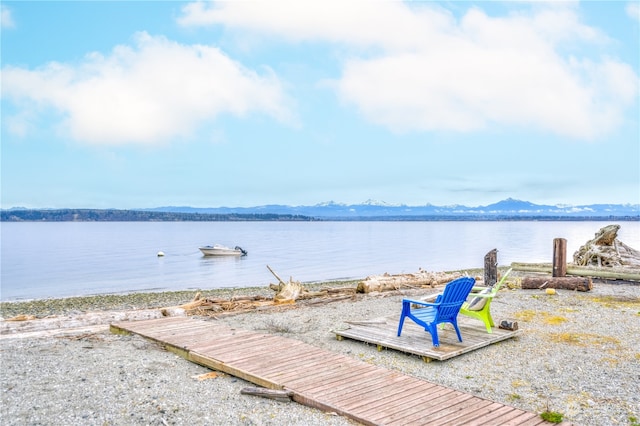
1 1 639 209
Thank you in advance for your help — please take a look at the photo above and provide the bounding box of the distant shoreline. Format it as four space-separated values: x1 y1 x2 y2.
1 208 638 222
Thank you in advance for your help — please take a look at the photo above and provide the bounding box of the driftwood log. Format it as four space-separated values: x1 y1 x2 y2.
511 262 640 281
240 387 293 402
573 224 640 268
356 270 466 293
166 293 275 316
521 276 593 292
164 269 360 317
165 260 493 315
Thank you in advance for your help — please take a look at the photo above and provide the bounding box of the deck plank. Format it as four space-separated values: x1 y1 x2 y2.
337 376 434 413
232 346 326 376
306 370 414 401
111 317 565 426
199 336 309 359
281 362 375 390
468 408 542 426
349 381 453 422
312 378 407 405
428 400 507 426
275 362 365 388
380 389 474 425
465 405 522 425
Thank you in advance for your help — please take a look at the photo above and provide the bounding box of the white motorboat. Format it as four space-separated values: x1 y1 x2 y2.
199 244 247 256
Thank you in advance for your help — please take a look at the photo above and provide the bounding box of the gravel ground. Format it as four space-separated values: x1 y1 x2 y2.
1 278 639 426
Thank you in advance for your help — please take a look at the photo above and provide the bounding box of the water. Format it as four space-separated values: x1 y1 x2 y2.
1 221 638 301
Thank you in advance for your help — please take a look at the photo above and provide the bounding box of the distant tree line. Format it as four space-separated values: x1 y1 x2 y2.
0 209 316 222
1 209 637 222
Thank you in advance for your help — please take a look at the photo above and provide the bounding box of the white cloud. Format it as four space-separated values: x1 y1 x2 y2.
627 2 640 22
1 5 15 29
178 1 448 50
1 32 292 145
179 1 638 140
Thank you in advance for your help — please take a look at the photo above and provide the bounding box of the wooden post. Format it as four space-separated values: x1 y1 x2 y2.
484 249 498 286
552 238 567 277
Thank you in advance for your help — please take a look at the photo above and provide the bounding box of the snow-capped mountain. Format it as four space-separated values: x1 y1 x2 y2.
146 198 639 219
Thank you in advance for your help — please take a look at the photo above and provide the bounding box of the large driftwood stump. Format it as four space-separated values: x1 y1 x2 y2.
521 276 593 292
573 224 640 268
267 265 305 303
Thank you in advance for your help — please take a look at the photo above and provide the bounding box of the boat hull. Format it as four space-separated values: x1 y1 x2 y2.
199 245 247 256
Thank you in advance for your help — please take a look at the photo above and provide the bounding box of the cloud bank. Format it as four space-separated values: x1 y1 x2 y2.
2 1 637 146
179 1 637 140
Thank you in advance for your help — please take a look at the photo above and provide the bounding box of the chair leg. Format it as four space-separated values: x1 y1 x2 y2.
397 303 409 336
483 311 494 333
397 315 406 337
452 319 463 342
427 324 439 347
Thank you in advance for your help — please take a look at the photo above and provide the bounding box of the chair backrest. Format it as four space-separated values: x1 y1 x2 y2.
464 268 513 311
436 277 476 321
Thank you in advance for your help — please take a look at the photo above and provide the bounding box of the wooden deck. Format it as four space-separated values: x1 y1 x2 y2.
334 314 521 361
111 317 568 426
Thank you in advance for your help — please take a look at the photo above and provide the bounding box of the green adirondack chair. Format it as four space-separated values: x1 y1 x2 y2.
459 268 512 333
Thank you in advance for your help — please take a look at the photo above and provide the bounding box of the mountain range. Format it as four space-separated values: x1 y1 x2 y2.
145 198 639 219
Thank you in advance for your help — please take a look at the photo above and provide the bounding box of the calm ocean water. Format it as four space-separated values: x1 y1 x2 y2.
1 221 638 301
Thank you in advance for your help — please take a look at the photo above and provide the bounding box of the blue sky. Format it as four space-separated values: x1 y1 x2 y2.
1 1 639 209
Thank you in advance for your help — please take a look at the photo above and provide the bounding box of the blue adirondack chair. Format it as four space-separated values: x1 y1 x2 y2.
397 276 476 347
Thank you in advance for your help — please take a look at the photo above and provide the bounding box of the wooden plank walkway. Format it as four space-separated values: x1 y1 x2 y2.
111 317 568 426
334 314 521 361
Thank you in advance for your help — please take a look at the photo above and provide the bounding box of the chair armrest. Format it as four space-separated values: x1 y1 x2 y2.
495 268 513 286
467 292 494 299
502 268 513 280
402 298 439 307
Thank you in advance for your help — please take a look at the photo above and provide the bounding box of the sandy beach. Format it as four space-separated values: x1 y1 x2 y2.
1 276 639 425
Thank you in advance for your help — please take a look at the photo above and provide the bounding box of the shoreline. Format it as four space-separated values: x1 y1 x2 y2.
0 279 365 320
3 268 637 320
0 267 492 318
